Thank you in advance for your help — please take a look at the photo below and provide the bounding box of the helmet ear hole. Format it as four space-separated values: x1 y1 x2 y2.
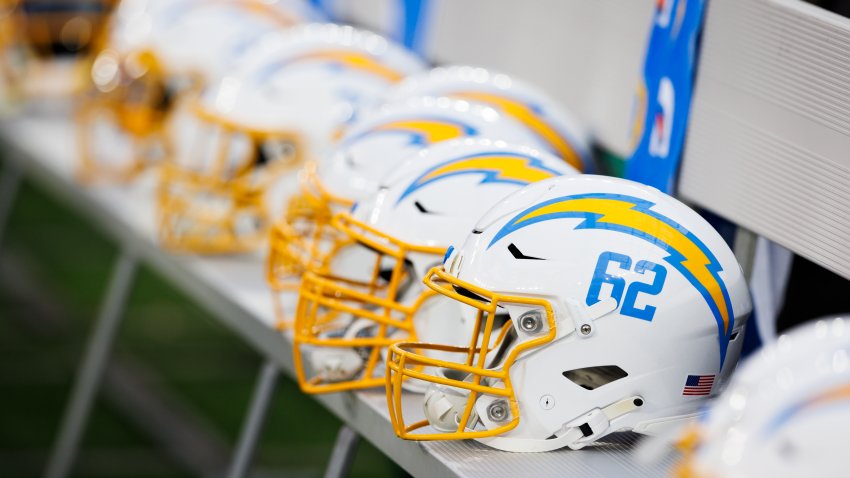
562 365 629 391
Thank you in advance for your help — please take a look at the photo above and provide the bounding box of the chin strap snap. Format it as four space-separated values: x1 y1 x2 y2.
562 395 645 450
475 394 645 453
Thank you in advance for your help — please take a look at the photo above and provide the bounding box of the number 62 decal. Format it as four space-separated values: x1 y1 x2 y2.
586 251 668 321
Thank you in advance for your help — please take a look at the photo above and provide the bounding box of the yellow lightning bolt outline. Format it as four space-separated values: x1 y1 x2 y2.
418 156 560 184
450 91 584 171
289 50 405 83
372 119 472 144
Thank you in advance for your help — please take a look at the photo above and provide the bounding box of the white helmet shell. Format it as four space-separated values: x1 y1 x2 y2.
106 0 321 79
318 96 565 205
387 175 752 452
292 139 580 393
683 316 850 478
384 65 592 172
198 23 427 160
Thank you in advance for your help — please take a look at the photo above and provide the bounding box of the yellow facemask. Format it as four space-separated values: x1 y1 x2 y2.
386 265 557 442
669 424 710 478
75 0 302 184
157 102 304 254
0 1 22 86
291 211 445 394
76 49 180 183
265 162 356 328
2 0 117 98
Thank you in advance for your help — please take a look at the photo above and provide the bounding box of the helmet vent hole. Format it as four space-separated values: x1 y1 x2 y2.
730 331 740 341
562 365 628 391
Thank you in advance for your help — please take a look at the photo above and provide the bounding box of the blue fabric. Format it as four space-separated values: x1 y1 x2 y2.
398 0 431 56
309 0 336 21
626 0 705 194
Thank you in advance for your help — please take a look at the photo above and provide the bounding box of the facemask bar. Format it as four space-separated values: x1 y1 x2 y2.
671 424 711 478
1 0 115 100
76 49 176 183
75 0 299 183
386 265 557 441
267 163 353 281
266 162 356 327
157 102 304 253
291 211 445 393
1 2 29 91
17 0 114 58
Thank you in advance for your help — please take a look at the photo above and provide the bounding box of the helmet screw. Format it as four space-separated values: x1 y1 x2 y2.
487 400 509 422
580 324 592 335
519 310 543 334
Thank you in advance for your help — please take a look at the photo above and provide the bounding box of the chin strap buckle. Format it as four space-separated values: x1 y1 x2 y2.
562 395 644 450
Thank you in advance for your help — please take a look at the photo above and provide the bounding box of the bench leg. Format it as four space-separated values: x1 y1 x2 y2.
324 425 361 478
0 159 22 249
45 249 139 478
226 360 280 478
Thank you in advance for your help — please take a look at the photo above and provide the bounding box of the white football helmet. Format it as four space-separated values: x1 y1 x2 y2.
386 175 752 452
0 0 117 102
384 65 593 172
266 96 555 326
157 23 426 254
291 139 580 393
676 316 850 478
77 0 319 182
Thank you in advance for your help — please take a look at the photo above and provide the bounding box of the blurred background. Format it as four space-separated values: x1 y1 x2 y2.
0 180 407 477
0 3 655 474
3 0 850 477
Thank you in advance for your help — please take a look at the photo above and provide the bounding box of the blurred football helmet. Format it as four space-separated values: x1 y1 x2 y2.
0 0 117 100
291 139 580 393
675 316 850 478
157 23 426 254
266 96 554 327
386 175 752 452
385 65 593 172
76 0 318 183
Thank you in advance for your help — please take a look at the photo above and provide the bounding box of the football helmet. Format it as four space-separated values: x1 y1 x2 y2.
384 65 593 172
291 139 580 393
386 175 752 452
0 0 117 100
266 96 554 327
157 23 426 254
675 316 850 478
76 0 318 183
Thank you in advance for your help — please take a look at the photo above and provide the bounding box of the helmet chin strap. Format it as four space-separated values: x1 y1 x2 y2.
475 395 645 453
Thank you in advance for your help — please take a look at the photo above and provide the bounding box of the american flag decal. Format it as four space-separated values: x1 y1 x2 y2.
682 374 715 396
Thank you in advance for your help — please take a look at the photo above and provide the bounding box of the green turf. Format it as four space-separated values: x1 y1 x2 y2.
0 159 409 478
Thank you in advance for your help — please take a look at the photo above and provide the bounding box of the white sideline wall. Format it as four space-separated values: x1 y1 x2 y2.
334 0 656 157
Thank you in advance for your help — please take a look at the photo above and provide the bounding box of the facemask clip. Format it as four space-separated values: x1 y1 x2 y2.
565 297 617 339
